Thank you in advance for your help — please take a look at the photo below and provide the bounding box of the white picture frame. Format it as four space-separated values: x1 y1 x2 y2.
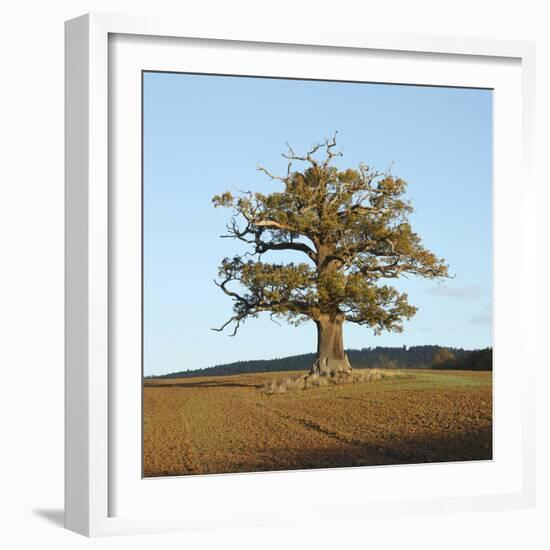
65 13 537 537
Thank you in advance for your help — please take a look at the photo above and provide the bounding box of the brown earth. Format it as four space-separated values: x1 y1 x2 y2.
143 369 492 477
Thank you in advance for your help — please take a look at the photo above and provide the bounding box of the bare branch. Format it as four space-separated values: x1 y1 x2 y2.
256 241 317 261
337 204 383 219
269 312 282 326
253 219 295 232
221 215 316 261
256 164 288 183
322 131 343 168
282 140 323 166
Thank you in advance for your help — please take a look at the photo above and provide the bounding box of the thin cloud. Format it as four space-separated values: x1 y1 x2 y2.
469 313 492 325
469 302 492 326
427 284 489 300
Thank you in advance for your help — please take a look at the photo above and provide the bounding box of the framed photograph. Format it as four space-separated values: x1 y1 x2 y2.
65 13 537 537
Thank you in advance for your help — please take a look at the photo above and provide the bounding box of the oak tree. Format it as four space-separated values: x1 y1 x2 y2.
213 135 449 377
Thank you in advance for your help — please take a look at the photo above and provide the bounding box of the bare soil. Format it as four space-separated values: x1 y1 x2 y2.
143 369 492 477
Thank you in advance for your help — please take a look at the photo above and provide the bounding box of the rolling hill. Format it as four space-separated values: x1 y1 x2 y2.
150 345 491 379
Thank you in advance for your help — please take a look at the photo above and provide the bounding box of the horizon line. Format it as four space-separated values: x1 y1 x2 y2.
144 343 493 377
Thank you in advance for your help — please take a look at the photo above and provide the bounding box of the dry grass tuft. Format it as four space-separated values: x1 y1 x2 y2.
262 368 406 394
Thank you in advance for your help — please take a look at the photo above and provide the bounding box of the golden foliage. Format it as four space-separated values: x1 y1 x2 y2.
212 135 449 335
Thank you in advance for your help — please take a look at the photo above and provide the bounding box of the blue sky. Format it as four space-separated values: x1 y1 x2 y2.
143 72 492 376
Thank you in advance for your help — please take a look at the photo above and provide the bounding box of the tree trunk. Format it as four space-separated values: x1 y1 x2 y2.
310 315 353 376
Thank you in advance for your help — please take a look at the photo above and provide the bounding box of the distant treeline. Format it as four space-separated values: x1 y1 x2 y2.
151 345 493 379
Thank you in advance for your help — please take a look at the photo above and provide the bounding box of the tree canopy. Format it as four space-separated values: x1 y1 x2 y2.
212 134 449 349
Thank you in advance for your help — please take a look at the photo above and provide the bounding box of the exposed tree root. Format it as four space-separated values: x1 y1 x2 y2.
309 354 353 377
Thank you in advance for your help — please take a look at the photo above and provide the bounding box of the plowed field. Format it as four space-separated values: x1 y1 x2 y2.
143 369 492 477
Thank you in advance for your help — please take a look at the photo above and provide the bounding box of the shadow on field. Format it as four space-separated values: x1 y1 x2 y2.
144 380 263 389
144 427 493 478
272 428 492 471
364 428 493 466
